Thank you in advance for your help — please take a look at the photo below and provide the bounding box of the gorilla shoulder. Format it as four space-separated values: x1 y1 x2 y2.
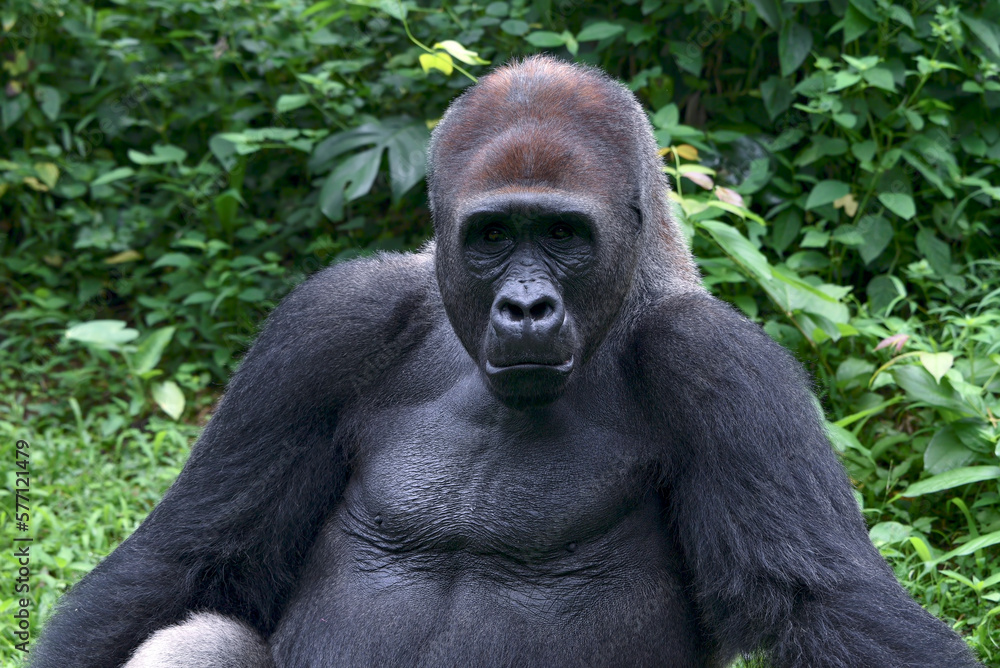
631 292 816 430
235 247 439 401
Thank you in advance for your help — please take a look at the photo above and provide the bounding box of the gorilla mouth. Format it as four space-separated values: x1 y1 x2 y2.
484 357 574 375
483 356 575 409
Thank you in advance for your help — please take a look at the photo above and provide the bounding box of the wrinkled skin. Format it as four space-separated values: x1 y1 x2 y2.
31 57 980 668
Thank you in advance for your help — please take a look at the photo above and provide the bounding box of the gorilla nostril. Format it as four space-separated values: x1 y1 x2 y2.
529 302 553 321
502 302 525 322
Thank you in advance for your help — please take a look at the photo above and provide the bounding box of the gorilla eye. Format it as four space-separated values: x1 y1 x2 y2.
549 224 574 240
483 226 510 243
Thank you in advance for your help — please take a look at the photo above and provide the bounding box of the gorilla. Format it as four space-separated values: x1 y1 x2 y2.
31 56 979 668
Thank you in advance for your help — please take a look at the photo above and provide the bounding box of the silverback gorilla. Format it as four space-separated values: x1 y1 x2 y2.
32 56 978 668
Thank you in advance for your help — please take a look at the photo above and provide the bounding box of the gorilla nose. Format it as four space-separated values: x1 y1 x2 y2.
491 288 566 360
495 293 562 333
499 296 556 325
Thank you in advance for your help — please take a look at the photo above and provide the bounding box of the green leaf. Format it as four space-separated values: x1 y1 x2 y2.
215 190 241 230
938 530 1000 561
500 19 529 36
238 287 266 302
825 421 866 454
891 365 970 416
563 33 579 56
866 274 905 314
181 291 215 305
800 229 830 247
915 228 952 276
432 40 489 65
805 180 850 209
748 0 782 29
869 522 911 546
856 214 892 264
779 22 812 76
887 5 914 29
770 209 801 253
301 0 337 18
699 220 772 281
127 144 187 165
652 104 679 128
153 253 193 269
152 380 186 420
211 134 257 159
918 352 954 384
345 0 405 20
862 67 895 91
309 118 429 218
65 320 139 350
829 70 862 92
670 42 703 76
961 14 1000 58
1 93 28 130
760 76 792 119
577 22 625 42
924 426 976 475
419 52 453 76
851 139 876 162
842 4 872 44
132 327 176 375
848 0 879 21
702 0 727 16
319 147 381 220
902 466 1000 497
877 192 915 220
34 163 59 189
276 94 311 113
734 158 770 195
385 123 428 201
525 31 567 47
485 1 508 17
238 128 300 142
795 136 848 166
35 85 61 121
832 224 863 246
952 419 994 454
908 536 933 562
91 167 135 186
842 54 879 70
832 113 857 129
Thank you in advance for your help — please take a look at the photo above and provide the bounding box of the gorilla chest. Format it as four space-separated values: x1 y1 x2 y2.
340 385 656 560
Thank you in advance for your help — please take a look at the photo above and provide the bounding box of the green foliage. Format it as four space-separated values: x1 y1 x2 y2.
2 0 999 664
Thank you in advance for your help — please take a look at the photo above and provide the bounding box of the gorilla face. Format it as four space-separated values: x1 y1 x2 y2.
440 183 641 410
460 191 595 407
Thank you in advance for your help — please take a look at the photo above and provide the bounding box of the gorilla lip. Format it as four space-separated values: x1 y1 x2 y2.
484 357 574 375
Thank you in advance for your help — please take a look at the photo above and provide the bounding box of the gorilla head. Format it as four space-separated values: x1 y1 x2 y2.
428 56 701 408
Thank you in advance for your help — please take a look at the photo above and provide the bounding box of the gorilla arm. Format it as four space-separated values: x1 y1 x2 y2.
639 294 979 668
29 253 435 668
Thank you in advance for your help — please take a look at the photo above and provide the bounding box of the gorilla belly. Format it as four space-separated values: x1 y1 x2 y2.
270 382 709 666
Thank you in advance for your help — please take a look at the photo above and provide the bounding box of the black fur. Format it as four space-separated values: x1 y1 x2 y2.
31 56 979 668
